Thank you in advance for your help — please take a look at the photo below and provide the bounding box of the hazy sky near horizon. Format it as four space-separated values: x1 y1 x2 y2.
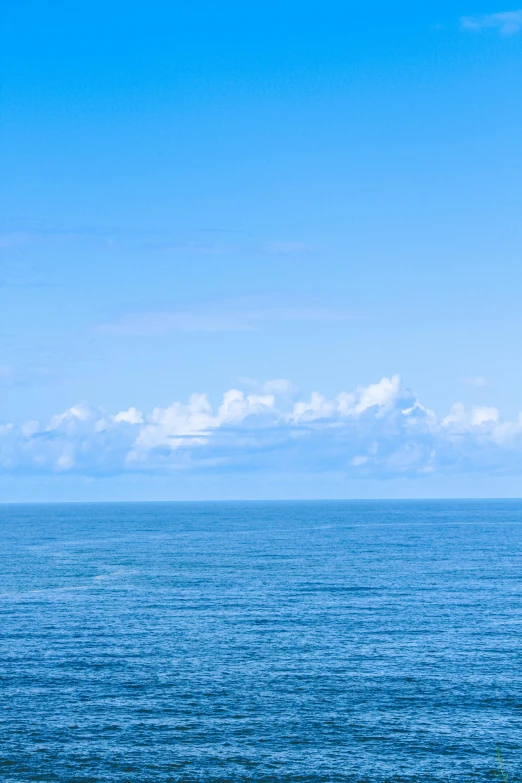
2 1 522 500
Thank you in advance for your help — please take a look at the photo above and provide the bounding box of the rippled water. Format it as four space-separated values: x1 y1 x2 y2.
0 501 520 781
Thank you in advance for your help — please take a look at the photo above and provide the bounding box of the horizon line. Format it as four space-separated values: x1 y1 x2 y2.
2 497 522 505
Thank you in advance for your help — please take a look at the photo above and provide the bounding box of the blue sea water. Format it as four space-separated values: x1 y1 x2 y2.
0 500 520 782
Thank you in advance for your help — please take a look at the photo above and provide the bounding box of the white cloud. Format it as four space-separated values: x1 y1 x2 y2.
95 299 352 336
113 407 143 424
443 403 500 429
261 379 297 397
0 366 14 385
461 10 522 34
355 374 400 414
459 376 488 387
290 392 337 422
471 406 499 426
265 241 316 254
21 420 40 437
3 376 522 479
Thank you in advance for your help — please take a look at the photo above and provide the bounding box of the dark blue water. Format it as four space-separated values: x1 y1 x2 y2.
0 501 520 782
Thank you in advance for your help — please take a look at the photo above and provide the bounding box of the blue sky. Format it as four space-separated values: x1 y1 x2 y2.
1 1 522 500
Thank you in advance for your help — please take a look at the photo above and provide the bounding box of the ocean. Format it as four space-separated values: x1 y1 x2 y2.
0 500 520 782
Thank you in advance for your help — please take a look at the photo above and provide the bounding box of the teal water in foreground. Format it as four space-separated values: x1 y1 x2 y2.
0 500 520 782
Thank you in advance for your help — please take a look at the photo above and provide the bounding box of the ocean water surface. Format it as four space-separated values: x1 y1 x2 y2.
0 500 520 782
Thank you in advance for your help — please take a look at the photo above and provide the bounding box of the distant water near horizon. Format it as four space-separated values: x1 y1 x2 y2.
0 500 520 782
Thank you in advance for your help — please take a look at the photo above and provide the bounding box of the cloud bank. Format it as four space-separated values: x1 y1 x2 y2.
1 376 522 479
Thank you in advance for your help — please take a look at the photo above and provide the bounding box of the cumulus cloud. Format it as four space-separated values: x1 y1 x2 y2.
113 407 143 424
461 10 522 34
2 376 522 478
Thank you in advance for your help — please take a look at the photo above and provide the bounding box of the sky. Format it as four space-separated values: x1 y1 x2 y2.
1 1 522 500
